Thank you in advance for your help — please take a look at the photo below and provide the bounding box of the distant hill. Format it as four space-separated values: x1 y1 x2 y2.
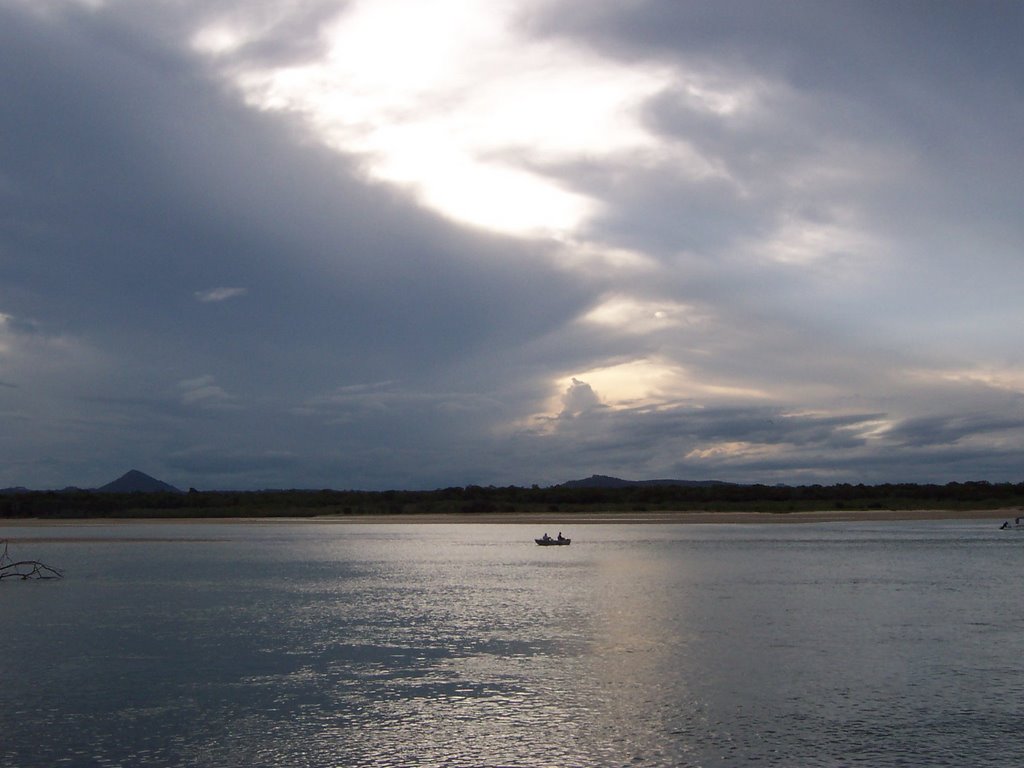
97 470 181 494
560 474 735 489
0 486 30 495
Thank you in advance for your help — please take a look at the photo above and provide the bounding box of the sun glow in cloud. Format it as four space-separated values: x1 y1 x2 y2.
199 0 672 237
543 357 771 418
845 418 895 440
933 367 1024 394
192 24 244 55
580 295 704 335
685 441 781 461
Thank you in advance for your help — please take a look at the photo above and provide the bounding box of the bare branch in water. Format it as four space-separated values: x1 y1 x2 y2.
0 540 64 580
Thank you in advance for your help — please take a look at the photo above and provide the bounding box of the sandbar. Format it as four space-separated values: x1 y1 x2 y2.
0 507 1017 527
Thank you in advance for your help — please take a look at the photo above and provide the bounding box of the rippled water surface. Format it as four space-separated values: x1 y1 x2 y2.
3 519 1024 766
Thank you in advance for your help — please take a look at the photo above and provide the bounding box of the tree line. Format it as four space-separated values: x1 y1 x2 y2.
2 480 1023 519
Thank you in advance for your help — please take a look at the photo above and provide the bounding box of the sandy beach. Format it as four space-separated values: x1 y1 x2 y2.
340 507 1019 525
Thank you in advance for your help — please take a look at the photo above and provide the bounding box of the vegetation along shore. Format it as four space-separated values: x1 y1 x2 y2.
2 481 1023 521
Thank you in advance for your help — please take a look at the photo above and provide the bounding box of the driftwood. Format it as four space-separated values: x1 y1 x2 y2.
0 540 63 580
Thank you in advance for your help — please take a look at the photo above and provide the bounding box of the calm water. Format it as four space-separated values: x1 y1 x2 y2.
2 520 1023 767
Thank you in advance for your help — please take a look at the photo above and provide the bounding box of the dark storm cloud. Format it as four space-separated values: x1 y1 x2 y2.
499 402 882 485
3 1 1024 489
508 398 1024 487
0 3 590 488
530 1 1024 91
533 1 1024 297
0 6 580 371
885 412 1024 450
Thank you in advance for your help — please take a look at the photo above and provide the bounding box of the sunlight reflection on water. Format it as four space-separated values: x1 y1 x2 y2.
3 521 1024 766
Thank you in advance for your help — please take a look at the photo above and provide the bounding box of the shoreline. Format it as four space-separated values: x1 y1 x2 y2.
1 507 1018 527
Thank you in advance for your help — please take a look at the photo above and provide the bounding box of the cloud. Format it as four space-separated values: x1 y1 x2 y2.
2 1 1024 489
195 287 247 303
560 377 601 417
178 376 237 409
200 0 670 237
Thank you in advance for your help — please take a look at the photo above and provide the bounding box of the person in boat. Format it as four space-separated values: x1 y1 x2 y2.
1002 521 1010 529
557 531 565 542
542 533 552 542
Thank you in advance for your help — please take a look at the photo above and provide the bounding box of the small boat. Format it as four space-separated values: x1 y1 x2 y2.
1000 517 1024 530
535 534 571 546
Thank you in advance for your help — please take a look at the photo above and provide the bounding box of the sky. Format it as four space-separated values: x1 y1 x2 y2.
2 0 1024 490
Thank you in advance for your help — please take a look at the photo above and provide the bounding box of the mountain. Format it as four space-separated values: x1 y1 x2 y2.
559 474 636 488
560 474 735 489
97 470 181 493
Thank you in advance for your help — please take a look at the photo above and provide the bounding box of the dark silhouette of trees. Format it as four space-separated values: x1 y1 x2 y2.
2 480 1023 519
